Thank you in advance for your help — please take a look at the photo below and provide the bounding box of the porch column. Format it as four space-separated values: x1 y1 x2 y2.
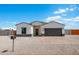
62 28 65 35
31 26 33 37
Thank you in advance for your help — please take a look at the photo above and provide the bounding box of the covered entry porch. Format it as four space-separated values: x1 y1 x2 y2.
33 26 41 36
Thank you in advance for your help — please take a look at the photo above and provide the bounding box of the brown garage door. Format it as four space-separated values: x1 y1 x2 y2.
45 28 62 36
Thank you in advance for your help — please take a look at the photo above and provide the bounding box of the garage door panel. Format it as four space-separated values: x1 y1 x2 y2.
45 28 62 36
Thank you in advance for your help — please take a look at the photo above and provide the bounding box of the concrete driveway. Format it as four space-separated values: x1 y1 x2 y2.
0 35 79 55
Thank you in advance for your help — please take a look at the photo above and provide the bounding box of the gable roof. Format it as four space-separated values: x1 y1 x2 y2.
50 21 65 26
16 22 31 26
31 21 47 25
40 21 65 27
15 21 65 26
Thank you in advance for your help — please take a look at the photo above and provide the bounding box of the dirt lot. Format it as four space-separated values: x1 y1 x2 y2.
0 35 79 55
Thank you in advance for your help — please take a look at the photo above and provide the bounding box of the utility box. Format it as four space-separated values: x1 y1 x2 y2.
10 30 16 39
10 35 16 39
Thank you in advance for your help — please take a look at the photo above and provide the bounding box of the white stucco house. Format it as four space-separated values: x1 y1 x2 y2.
16 21 65 36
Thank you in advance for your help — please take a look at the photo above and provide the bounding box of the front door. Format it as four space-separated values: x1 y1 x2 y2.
21 27 26 35
35 29 39 36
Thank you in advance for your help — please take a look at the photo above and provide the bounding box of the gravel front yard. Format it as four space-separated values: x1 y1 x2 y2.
0 35 79 55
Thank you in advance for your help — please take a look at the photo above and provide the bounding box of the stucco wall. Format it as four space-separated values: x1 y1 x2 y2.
62 28 65 34
16 23 32 35
16 21 65 35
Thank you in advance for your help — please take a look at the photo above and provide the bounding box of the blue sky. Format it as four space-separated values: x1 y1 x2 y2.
0 4 79 29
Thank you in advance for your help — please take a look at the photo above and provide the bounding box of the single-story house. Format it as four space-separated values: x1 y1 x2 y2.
16 21 65 36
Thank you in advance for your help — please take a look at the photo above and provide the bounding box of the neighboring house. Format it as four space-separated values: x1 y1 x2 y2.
16 21 65 36
65 30 71 35
65 29 79 35
0 29 16 36
0 29 11 36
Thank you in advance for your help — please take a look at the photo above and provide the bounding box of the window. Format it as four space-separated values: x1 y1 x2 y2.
21 27 26 34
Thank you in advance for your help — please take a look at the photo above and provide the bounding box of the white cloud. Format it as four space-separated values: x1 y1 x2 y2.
2 27 16 30
73 16 79 21
45 16 62 22
44 15 79 29
54 8 75 14
65 7 74 11
69 8 74 11
45 15 79 22
69 6 77 11
54 9 66 14
54 5 78 14
45 15 79 25
63 16 79 21
45 15 73 22
61 13 67 16
65 8 69 11
63 19 72 21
